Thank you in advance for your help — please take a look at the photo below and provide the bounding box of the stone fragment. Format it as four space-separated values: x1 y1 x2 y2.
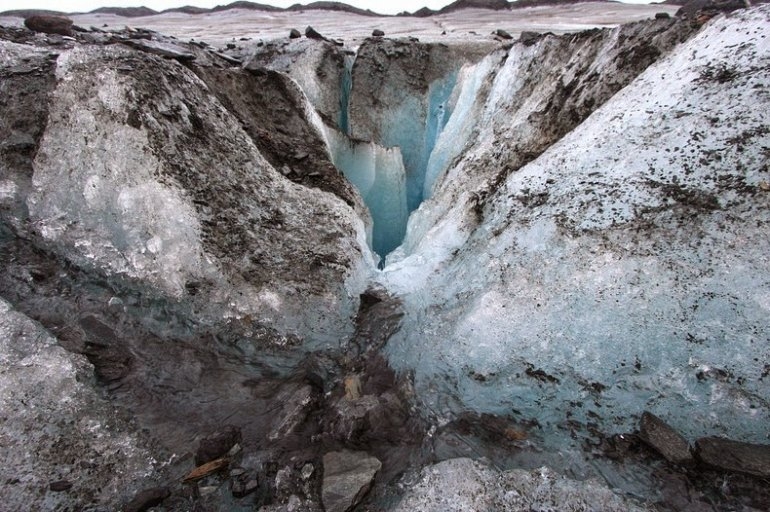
305 26 326 41
195 425 242 466
494 29 513 39
183 458 230 483
124 487 170 512
655 12 671 19
322 451 381 512
289 28 302 39
49 480 72 492
638 412 693 464
695 437 770 477
268 385 315 441
519 31 541 46
372 29 385 37
24 15 74 37
231 477 259 498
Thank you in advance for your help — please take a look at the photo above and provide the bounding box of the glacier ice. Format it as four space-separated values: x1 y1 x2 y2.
381 5 770 463
324 126 408 261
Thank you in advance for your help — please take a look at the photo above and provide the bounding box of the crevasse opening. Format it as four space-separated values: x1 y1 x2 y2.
328 62 459 264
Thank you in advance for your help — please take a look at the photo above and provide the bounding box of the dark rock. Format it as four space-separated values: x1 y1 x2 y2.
24 15 74 37
268 384 316 441
49 480 72 492
231 477 259 498
638 412 693 464
305 26 327 41
695 437 770 477
289 28 302 39
494 28 513 39
372 29 385 37
519 31 542 46
124 487 170 512
322 451 381 512
655 12 671 19
195 425 242 465
676 0 750 19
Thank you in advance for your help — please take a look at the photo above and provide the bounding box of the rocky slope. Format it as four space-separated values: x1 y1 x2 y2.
1 4 769 511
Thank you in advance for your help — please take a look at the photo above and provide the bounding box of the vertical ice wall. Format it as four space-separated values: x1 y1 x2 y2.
324 126 408 262
338 53 355 134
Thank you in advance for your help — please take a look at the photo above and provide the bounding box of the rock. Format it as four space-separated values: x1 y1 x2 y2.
519 31 541 46
24 15 74 37
493 28 513 39
268 385 316 441
305 26 326 41
49 480 73 492
195 425 242 466
638 412 693 464
289 28 302 39
321 451 381 512
694 437 770 477
372 29 385 37
183 458 230 483
231 477 259 498
655 12 671 19
124 487 170 512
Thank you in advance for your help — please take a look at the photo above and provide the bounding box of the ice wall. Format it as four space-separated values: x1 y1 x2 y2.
338 53 355 134
324 126 408 262
381 5 770 463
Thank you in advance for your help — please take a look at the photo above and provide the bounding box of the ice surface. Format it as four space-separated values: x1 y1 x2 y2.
423 55 499 200
381 6 770 467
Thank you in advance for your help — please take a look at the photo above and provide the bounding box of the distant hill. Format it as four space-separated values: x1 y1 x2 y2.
89 6 158 17
0 9 67 18
437 0 511 14
210 1 285 12
511 0 609 8
287 1 382 16
161 5 211 14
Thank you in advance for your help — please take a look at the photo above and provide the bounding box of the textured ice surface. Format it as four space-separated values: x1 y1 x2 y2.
0 299 158 510
393 458 647 512
382 6 770 458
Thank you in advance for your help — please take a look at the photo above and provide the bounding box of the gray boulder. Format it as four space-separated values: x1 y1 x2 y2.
24 15 74 36
695 437 770 477
638 411 693 464
322 451 381 512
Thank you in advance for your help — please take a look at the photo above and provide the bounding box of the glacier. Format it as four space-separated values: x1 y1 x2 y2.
1 4 770 510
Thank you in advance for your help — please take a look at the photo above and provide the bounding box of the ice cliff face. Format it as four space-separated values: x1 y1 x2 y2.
2 41 373 346
382 6 770 452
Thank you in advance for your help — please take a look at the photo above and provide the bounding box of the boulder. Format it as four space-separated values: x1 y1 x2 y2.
124 487 170 512
694 437 770 477
322 451 381 512
305 26 327 41
289 28 302 39
638 412 693 464
24 15 74 37
195 425 242 465
519 31 541 46
494 28 513 39
372 29 385 37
